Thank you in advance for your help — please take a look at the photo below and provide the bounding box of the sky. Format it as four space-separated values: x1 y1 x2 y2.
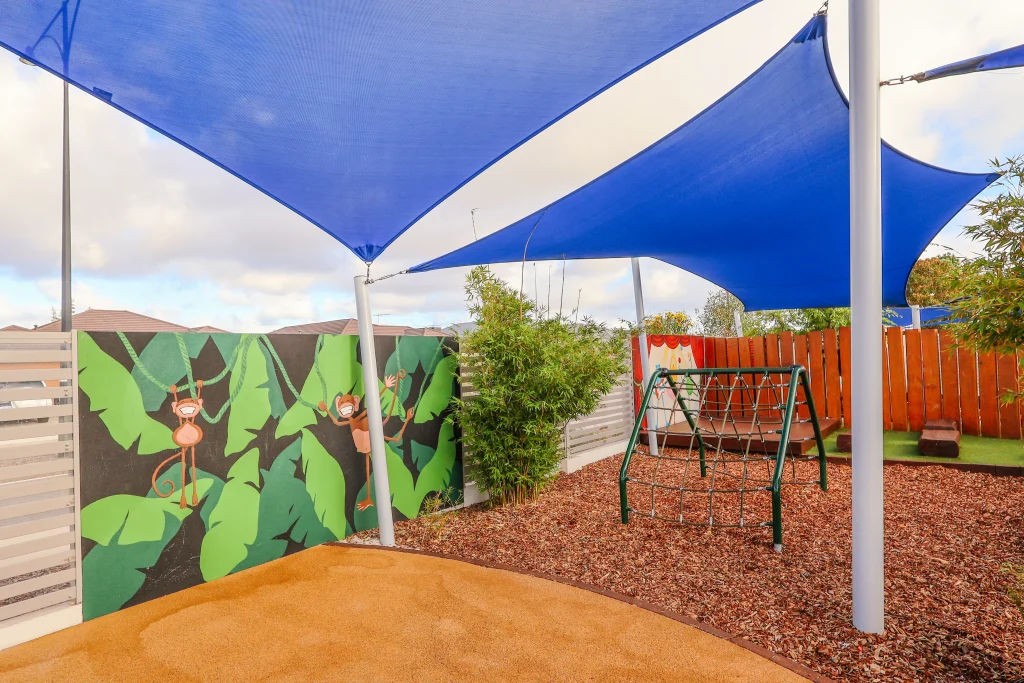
0 0 1021 332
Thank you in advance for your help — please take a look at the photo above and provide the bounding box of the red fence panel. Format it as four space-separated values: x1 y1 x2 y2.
938 332 961 428
881 331 893 431
653 329 1021 439
823 329 842 421
997 353 1022 439
921 329 942 423
794 334 810 419
958 345 981 437
886 327 909 431
978 352 999 438
905 329 925 431
807 331 826 421
839 327 852 428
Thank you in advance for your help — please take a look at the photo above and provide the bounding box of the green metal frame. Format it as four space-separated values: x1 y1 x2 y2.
619 365 828 550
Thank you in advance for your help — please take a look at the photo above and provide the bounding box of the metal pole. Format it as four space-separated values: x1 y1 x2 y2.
630 258 658 456
910 304 921 330
61 79 72 332
733 309 744 337
353 274 395 546
849 0 885 634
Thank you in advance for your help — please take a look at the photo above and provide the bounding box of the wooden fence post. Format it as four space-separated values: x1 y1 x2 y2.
905 329 925 431
938 332 961 429
978 352 999 438
824 329 842 422
885 327 908 432
996 353 1022 439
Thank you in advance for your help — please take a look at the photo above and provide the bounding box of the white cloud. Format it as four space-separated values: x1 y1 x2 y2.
0 0 1020 331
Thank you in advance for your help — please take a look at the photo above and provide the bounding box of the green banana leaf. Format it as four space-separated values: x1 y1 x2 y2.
233 439 334 572
299 429 350 538
384 337 445 404
414 354 457 424
200 449 260 580
258 338 288 419
130 333 209 412
411 421 458 503
77 332 176 455
276 335 362 437
224 337 273 456
82 489 202 546
410 439 435 470
82 520 180 620
81 479 216 620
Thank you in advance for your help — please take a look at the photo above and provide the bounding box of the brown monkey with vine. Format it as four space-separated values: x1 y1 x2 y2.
319 370 414 511
152 380 205 508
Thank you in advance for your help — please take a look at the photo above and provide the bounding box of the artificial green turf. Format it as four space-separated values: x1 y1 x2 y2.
823 429 1024 467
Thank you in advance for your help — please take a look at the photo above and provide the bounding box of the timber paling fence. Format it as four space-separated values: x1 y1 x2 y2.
697 328 1022 439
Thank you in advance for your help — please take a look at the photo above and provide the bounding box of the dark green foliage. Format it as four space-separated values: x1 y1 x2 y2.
453 267 629 506
906 254 969 306
697 287 850 336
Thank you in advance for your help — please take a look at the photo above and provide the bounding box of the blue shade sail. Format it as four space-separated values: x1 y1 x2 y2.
917 43 1024 82
0 0 765 261
412 15 998 311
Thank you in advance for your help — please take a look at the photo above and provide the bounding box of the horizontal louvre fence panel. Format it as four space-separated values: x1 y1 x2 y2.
0 549 77 583
0 332 80 622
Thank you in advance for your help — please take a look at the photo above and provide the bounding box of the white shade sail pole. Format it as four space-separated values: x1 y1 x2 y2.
630 258 659 456
849 0 885 633
353 274 396 547
910 304 921 330
733 310 744 337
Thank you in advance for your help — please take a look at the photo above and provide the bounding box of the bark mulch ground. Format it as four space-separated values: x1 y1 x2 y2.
383 455 1024 682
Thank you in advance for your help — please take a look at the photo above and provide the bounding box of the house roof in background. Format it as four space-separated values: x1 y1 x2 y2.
0 325 29 332
31 309 225 333
271 319 448 336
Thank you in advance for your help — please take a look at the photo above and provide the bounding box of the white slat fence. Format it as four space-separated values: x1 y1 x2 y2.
0 332 81 625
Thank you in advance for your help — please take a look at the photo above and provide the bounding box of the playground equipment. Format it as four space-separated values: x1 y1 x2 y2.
619 366 831 551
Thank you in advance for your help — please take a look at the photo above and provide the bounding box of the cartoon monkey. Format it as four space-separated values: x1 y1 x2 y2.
152 380 205 508
319 371 414 511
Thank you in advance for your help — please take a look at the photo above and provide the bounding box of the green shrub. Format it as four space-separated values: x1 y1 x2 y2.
452 267 629 506
947 157 1024 405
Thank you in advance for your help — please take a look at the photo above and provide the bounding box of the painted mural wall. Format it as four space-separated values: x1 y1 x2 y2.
631 335 706 428
76 331 460 620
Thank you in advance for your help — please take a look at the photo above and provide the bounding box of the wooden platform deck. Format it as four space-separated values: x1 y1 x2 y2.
660 417 840 456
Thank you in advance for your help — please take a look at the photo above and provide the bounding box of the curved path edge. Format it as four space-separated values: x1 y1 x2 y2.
328 541 839 683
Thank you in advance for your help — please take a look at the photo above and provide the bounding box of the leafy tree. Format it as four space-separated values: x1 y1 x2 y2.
453 267 629 505
798 307 851 332
49 298 76 323
947 156 1024 404
696 288 742 336
906 254 968 306
696 287 849 336
623 311 693 335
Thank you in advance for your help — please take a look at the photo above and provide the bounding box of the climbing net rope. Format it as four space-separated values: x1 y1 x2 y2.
619 366 828 549
117 332 446 424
